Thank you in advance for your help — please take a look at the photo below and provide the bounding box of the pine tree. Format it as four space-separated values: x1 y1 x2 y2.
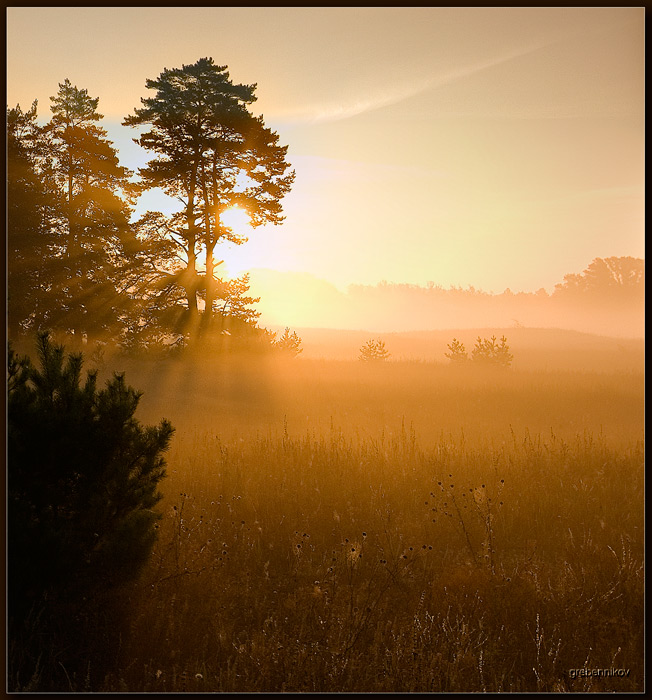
444 338 469 364
7 101 58 337
275 327 303 357
8 332 174 615
43 79 141 342
359 339 391 362
471 335 513 368
123 58 295 343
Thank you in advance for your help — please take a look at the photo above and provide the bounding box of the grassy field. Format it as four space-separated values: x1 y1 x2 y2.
11 350 644 692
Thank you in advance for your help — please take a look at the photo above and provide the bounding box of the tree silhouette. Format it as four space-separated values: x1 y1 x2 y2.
42 80 141 342
8 82 142 345
553 257 644 301
445 338 469 364
275 327 303 357
359 339 391 362
123 57 295 343
8 332 174 620
7 101 58 338
471 335 513 368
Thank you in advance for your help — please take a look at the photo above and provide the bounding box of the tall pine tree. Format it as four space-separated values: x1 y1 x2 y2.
43 79 141 343
123 57 295 344
7 101 59 337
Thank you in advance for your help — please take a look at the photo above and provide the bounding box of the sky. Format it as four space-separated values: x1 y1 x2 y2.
6 7 645 296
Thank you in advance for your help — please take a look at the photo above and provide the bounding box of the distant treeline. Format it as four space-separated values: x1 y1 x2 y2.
341 256 644 336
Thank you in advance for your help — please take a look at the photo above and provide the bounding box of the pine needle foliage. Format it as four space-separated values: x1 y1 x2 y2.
274 327 303 357
8 332 174 615
445 335 513 368
359 338 391 362
471 335 513 368
445 338 469 364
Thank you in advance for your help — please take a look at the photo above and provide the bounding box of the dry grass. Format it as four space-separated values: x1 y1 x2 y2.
10 356 644 692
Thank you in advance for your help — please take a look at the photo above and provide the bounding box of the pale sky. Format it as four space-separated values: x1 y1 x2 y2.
6 7 645 294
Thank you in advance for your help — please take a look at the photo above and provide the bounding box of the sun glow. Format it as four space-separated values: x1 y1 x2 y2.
221 206 255 277
222 206 252 240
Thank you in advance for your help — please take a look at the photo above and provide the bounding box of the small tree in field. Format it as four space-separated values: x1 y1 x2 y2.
359 339 391 362
445 338 469 364
274 327 303 357
8 333 174 616
471 335 513 368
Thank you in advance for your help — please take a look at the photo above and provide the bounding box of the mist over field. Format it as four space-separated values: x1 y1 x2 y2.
70 336 641 694
9 313 644 692
248 263 644 338
271 326 644 371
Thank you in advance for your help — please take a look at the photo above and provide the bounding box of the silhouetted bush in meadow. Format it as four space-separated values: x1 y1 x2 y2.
359 338 391 362
8 333 173 691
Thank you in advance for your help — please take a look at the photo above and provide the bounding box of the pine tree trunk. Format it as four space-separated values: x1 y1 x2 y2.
204 245 217 334
185 181 199 319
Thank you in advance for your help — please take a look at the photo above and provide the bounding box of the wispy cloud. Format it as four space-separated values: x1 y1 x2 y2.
282 38 557 124
307 78 435 123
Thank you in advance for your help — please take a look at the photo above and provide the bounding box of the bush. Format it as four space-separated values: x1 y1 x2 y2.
445 338 469 364
274 327 303 357
359 338 391 362
471 335 513 368
445 335 513 368
8 332 174 620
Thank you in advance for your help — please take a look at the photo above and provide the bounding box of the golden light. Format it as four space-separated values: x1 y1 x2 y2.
221 206 252 240
220 206 255 277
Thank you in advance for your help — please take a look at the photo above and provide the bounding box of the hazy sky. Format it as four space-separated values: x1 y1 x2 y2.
7 7 645 293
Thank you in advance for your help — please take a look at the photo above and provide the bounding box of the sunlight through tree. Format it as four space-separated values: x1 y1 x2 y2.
124 57 295 344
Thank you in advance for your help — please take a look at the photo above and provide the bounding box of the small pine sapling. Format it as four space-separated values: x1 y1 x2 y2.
275 327 303 357
445 338 469 364
359 339 391 362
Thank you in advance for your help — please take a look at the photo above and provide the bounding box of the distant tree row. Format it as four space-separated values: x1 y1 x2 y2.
343 257 643 337
552 256 644 300
348 257 644 302
7 58 295 352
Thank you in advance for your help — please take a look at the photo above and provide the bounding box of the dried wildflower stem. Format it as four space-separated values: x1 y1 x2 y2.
485 498 496 575
451 492 479 567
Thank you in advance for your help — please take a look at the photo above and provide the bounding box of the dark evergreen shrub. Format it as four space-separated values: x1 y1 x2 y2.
8 332 174 620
